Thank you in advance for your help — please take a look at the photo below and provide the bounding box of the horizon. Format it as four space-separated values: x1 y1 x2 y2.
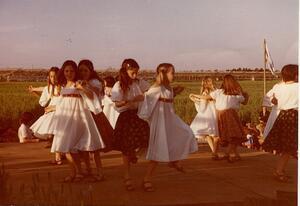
0 0 298 70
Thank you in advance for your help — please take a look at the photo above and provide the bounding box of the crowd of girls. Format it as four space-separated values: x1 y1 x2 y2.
26 59 297 191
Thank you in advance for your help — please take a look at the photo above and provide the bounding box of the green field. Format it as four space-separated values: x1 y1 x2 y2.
0 80 277 140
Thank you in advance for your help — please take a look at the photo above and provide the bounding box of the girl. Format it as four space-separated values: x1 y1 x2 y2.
189 77 219 160
111 58 149 191
77 59 111 181
194 74 249 163
29 67 63 164
50 60 105 182
138 63 198 192
18 112 39 143
102 76 119 128
262 64 298 182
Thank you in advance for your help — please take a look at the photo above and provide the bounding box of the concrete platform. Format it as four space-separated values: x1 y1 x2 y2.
0 142 297 206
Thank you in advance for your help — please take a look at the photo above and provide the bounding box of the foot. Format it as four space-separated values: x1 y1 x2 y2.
142 180 155 192
89 174 105 182
273 171 290 183
123 178 135 191
44 142 52 148
221 155 234 163
49 160 63 165
211 153 220 161
168 162 186 173
232 155 241 162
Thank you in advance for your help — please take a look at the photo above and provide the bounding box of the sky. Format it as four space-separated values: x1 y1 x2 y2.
0 0 298 70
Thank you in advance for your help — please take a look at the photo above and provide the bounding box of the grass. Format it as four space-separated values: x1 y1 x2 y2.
0 80 277 141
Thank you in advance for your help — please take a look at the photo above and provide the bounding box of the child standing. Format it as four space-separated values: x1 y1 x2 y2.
262 64 298 182
138 63 198 192
189 77 219 160
111 58 150 191
30 67 63 164
102 76 119 128
194 74 249 163
50 60 105 182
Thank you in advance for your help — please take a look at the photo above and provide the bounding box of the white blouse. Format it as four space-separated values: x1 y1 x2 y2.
210 89 245 110
272 82 298 110
39 85 60 107
111 81 143 113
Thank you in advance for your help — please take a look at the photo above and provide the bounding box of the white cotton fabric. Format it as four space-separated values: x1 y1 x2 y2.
138 85 198 162
210 89 245 110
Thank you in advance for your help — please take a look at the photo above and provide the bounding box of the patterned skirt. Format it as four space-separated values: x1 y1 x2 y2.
113 109 150 163
262 109 298 157
217 109 247 147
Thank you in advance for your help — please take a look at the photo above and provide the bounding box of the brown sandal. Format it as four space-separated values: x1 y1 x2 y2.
273 172 290 183
142 181 155 192
124 178 135 191
168 162 186 173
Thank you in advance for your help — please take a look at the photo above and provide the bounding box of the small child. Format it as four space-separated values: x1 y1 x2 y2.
189 77 219 160
18 112 39 143
138 63 198 192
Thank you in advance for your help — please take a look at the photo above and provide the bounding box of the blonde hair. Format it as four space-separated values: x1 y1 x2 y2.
155 63 174 88
200 76 215 95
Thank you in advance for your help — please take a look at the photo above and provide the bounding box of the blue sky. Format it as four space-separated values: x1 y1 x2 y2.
0 0 298 70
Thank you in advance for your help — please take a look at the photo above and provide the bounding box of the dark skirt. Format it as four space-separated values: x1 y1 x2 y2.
113 109 150 163
92 112 114 153
217 109 247 147
262 109 298 157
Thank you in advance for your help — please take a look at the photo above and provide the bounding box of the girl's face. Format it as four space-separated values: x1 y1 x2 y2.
127 68 138 80
78 64 91 81
49 71 57 85
64 66 76 81
166 67 175 83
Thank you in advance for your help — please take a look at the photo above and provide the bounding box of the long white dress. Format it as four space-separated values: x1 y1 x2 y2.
30 85 60 138
50 84 105 153
138 85 198 162
190 91 219 139
262 83 281 138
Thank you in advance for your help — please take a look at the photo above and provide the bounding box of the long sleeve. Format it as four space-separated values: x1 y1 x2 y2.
39 87 50 107
138 86 161 121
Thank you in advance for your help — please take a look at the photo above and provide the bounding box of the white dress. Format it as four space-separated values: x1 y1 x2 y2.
190 91 219 139
88 79 103 104
30 85 60 138
50 85 105 153
138 86 198 162
262 83 281 138
102 91 119 128
18 123 34 143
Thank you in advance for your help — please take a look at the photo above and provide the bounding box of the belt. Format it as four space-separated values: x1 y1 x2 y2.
62 94 82 98
158 97 173 103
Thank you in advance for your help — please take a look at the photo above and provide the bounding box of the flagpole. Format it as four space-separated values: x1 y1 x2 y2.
263 39 266 95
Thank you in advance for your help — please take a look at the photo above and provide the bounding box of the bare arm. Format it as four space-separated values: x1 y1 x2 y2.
75 81 94 99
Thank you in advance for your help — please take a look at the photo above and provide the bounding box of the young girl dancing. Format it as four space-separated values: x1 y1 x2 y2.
262 64 298 182
138 63 198 192
50 60 105 182
194 74 249 163
111 58 150 191
29 67 63 164
189 77 219 160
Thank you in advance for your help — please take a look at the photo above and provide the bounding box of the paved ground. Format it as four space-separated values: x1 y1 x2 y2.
0 142 297 206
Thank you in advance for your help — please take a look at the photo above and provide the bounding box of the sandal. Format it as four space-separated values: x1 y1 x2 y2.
124 178 135 191
61 175 75 183
232 156 241 162
273 172 290 183
168 162 186 173
211 153 220 161
49 160 63 165
221 155 234 163
89 174 105 182
142 181 155 192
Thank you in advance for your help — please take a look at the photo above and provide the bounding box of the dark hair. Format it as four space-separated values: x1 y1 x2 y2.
58 60 78 86
19 112 34 125
155 63 174 87
78 59 102 81
104 76 116 88
47 67 60 96
119 58 139 93
220 74 242 95
281 64 298 82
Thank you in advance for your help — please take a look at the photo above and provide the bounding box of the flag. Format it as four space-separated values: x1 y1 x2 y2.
264 39 276 75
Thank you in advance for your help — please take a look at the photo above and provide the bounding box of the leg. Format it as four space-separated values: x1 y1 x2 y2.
93 151 105 181
70 153 83 176
143 161 157 192
206 136 214 153
122 154 134 191
63 153 77 182
55 152 62 165
276 153 290 174
81 151 92 175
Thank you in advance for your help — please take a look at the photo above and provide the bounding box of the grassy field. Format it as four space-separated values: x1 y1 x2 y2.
0 80 277 140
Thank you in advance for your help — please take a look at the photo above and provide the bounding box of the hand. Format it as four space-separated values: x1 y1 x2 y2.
271 94 278 105
75 80 87 90
174 85 184 94
28 85 34 93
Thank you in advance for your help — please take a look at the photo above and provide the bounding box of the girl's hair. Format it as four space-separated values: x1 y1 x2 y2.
200 76 215 95
281 64 298 82
47 67 60 96
155 63 174 87
78 59 105 95
104 76 116 88
119 58 140 93
220 74 242 95
58 60 78 86
19 112 34 125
